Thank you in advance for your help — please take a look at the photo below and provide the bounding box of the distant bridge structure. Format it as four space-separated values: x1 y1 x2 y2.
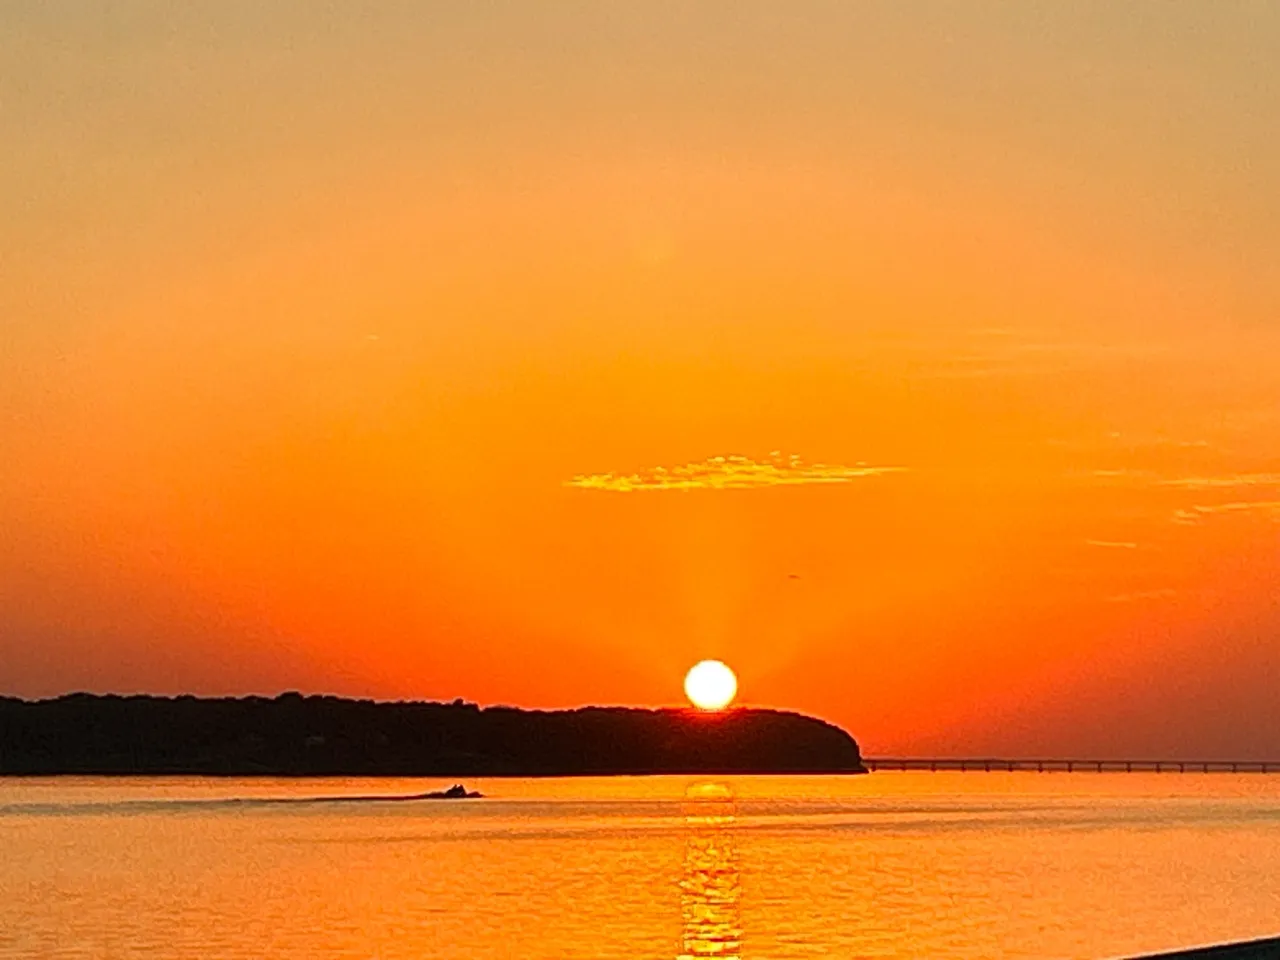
863 758 1280 774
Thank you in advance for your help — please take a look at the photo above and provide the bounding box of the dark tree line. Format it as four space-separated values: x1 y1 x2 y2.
0 693 865 776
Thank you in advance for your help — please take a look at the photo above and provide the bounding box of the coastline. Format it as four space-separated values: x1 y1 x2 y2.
0 694 867 777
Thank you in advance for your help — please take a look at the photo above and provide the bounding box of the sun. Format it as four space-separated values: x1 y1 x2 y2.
684 660 738 711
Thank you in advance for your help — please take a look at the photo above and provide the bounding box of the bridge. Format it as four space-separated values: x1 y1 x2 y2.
864 757 1280 774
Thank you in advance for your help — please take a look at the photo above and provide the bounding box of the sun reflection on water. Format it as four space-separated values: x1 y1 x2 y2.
679 783 742 960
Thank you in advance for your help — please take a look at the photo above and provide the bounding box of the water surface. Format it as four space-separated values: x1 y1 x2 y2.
2 774 1278 959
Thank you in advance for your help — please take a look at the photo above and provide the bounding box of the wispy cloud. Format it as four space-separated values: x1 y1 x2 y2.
566 453 905 493
914 335 1177 381
1106 588 1177 603
1086 539 1139 549
1159 474 1280 490
1172 501 1280 525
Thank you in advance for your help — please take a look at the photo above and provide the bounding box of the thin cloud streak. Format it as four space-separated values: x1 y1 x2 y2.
1172 501 1280 525
1106 588 1178 603
1159 474 1280 490
566 454 906 493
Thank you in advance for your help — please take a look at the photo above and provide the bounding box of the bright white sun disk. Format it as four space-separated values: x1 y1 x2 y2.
684 660 738 711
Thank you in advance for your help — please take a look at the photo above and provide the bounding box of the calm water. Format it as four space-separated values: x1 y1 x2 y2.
2 774 1278 959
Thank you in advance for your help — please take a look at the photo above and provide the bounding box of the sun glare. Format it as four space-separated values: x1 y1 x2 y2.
684 660 738 711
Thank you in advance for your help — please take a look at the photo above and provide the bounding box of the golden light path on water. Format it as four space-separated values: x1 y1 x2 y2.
680 783 742 960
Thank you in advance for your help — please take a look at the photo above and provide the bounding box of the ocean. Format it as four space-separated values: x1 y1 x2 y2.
2 773 1277 959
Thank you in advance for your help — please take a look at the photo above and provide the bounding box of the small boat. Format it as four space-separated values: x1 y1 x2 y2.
417 784 483 800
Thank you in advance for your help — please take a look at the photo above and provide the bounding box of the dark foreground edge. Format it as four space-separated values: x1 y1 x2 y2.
0 693 866 776
1126 936 1280 959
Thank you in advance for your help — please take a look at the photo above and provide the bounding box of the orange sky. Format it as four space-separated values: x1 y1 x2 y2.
3 4 1279 756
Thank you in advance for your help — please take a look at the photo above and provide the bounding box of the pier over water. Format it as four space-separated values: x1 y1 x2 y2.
865 758 1280 774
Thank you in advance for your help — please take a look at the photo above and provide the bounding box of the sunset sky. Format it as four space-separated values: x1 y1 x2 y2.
3 3 1279 757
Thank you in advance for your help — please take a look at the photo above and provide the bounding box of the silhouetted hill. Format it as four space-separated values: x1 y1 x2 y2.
0 694 866 776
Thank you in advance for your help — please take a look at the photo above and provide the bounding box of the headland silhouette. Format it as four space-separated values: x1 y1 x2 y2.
0 693 866 776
